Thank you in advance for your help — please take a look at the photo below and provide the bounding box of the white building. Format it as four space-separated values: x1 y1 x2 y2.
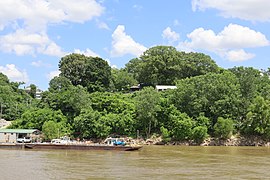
155 85 177 91
24 86 43 99
0 129 40 143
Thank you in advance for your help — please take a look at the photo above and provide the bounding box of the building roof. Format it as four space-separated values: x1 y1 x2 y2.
156 85 177 90
0 129 39 134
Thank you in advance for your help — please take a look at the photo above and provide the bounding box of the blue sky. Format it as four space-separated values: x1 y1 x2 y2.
0 0 270 90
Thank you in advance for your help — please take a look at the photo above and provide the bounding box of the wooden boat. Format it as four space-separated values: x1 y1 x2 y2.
24 143 142 151
0 143 25 150
24 137 142 151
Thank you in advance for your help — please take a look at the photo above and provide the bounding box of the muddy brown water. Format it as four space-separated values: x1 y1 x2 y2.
0 145 270 179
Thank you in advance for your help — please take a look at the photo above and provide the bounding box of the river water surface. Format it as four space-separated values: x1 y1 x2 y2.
1 146 270 179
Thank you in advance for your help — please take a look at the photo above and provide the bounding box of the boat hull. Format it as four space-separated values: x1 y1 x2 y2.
24 143 142 151
0 143 25 150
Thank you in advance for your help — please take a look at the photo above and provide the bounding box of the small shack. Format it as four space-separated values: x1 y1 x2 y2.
0 129 40 143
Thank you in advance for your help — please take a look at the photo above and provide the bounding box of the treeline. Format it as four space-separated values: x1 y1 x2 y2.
2 46 270 143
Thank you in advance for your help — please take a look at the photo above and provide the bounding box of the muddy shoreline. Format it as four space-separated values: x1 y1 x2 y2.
139 136 270 146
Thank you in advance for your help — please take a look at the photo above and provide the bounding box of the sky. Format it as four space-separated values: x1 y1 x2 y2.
0 0 270 90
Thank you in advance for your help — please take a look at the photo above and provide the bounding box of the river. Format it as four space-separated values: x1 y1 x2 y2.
1 146 270 179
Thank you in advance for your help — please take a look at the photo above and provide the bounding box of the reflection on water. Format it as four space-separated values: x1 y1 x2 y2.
1 146 270 179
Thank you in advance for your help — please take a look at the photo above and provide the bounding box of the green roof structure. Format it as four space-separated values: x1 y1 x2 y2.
0 129 39 134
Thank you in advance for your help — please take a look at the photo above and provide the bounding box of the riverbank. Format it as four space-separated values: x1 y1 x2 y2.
138 135 270 146
200 136 270 146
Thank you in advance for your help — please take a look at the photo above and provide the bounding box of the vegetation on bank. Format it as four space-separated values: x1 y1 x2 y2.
2 45 270 143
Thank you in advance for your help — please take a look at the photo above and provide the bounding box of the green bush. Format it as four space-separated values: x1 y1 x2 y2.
160 126 171 143
192 126 208 143
214 117 234 139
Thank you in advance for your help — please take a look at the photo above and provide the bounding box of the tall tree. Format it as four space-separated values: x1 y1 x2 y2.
125 46 219 86
124 58 142 81
29 84 37 98
111 68 137 92
134 87 160 138
137 46 181 85
48 76 73 92
59 53 112 92
179 52 220 78
229 67 261 115
229 67 270 128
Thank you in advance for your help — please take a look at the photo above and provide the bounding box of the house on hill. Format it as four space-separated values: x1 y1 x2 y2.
130 84 177 92
155 85 177 91
24 86 43 100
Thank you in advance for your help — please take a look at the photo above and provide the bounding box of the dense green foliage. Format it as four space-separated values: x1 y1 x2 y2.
134 87 160 138
243 96 270 138
0 73 32 120
59 53 112 93
3 46 270 143
172 71 241 125
213 117 234 139
125 46 219 86
111 68 137 92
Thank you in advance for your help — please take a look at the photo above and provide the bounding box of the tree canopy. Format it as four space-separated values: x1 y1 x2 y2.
125 46 219 86
3 46 270 143
59 53 112 92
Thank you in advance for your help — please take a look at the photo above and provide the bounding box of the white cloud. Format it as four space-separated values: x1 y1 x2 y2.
0 64 29 83
46 70 60 80
162 27 180 44
0 0 104 56
39 42 65 57
225 49 255 62
0 0 104 31
31 60 52 68
0 29 65 56
183 24 269 61
111 25 147 57
96 20 110 30
51 0 104 23
177 43 194 53
192 0 270 22
74 48 100 57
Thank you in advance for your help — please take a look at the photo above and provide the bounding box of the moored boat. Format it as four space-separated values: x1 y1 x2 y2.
24 143 142 151
0 143 25 150
24 137 142 151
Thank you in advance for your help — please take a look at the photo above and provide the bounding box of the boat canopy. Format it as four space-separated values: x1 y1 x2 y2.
0 129 40 134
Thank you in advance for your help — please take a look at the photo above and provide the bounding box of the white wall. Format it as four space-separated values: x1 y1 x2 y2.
0 133 17 143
